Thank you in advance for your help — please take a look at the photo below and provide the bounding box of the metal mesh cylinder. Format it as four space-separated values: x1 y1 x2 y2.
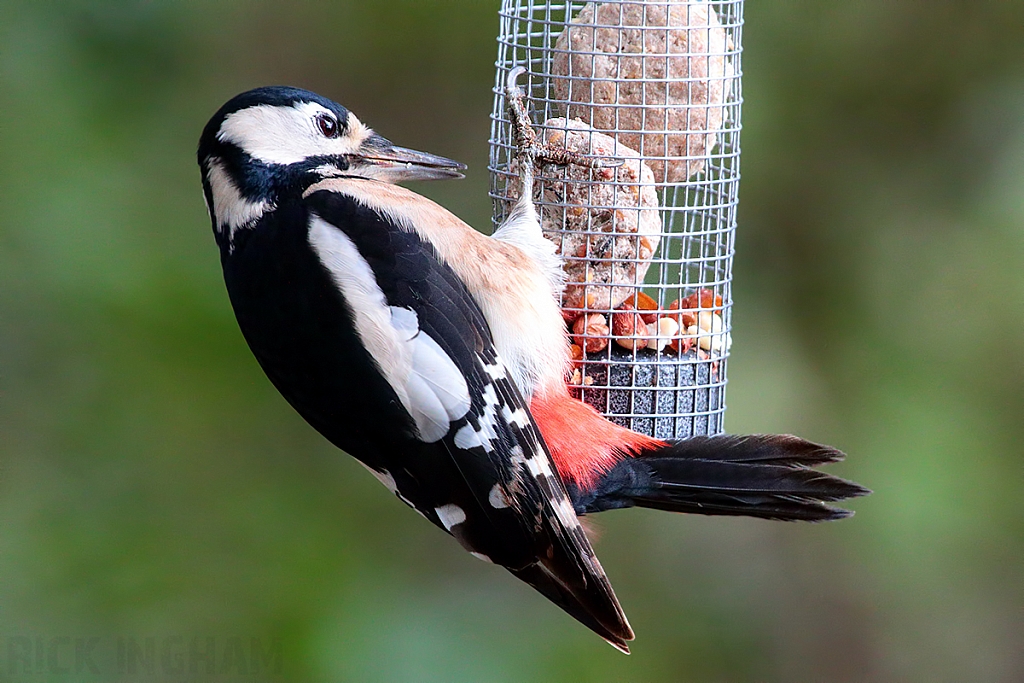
489 0 743 439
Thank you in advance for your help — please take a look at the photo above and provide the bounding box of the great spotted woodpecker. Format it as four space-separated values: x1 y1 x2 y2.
197 81 868 653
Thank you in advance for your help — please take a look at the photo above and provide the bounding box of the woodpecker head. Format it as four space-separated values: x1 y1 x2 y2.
198 86 465 247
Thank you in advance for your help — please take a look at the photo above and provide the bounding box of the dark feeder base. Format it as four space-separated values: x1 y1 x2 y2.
575 345 725 440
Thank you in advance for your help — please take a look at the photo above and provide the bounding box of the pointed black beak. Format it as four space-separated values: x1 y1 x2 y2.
353 133 466 182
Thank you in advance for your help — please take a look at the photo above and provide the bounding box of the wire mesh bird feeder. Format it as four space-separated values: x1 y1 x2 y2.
489 0 742 440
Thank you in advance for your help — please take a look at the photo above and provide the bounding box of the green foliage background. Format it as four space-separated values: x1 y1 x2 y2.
1 1 1021 681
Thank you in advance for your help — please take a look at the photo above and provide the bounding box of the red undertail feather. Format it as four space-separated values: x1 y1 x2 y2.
531 389 665 490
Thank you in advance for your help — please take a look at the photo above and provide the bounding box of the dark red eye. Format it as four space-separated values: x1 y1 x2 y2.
315 113 339 138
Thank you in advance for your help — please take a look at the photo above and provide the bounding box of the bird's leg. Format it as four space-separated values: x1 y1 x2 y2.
504 66 621 201
497 67 614 294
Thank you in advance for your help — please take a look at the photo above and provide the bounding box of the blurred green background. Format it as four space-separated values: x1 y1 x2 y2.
2 1 1022 681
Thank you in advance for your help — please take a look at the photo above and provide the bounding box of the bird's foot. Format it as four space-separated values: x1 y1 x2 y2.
504 67 622 174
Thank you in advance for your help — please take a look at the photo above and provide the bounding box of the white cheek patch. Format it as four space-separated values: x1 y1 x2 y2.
308 216 470 442
219 103 372 166
205 158 273 241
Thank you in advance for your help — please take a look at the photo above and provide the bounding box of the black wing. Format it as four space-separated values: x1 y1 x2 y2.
303 187 634 651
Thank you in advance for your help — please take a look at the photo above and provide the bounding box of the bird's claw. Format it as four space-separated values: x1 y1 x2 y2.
505 67 538 157
504 66 622 172
506 66 529 99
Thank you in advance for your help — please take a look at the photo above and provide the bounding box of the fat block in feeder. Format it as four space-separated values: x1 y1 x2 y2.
551 0 734 184
509 117 661 312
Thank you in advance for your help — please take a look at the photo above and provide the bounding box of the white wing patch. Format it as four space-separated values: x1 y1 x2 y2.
488 483 511 510
308 216 471 442
435 504 467 531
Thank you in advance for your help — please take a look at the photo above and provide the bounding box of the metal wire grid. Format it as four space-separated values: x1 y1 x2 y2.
489 0 743 439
